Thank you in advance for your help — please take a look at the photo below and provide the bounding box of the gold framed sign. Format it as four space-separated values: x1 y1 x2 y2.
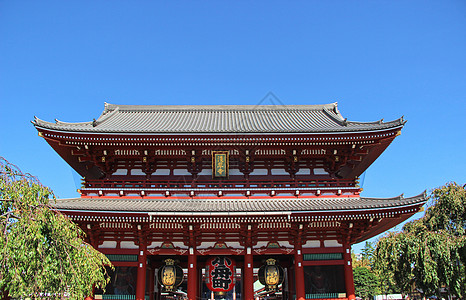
212 151 229 178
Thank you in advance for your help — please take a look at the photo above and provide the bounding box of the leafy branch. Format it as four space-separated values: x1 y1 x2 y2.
374 182 466 298
0 157 112 299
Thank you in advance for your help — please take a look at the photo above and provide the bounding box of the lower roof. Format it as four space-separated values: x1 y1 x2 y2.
54 194 426 215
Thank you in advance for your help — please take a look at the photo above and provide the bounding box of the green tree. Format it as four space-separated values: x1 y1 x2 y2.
353 241 376 269
361 241 375 268
374 182 466 298
0 157 112 299
353 242 381 299
353 266 380 300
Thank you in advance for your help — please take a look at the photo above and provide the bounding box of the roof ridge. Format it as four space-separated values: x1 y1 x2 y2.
322 105 346 125
102 103 338 112
95 105 119 126
360 192 426 202
347 118 401 125
32 116 94 128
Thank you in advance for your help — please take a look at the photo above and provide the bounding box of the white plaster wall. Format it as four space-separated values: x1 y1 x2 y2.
152 169 170 176
227 242 242 249
172 242 188 249
120 241 139 249
271 169 289 175
324 240 342 247
98 241 117 249
303 240 321 248
105 193 120 197
147 242 161 249
280 241 293 248
295 168 310 175
173 169 191 176
198 242 216 249
130 169 146 176
229 169 242 176
198 169 212 176
249 169 268 175
254 241 268 248
313 168 328 175
113 169 128 175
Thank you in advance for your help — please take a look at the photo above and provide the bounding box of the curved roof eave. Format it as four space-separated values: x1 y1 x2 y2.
52 193 427 214
32 102 406 134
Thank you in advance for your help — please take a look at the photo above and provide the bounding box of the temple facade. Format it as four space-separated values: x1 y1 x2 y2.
33 103 426 300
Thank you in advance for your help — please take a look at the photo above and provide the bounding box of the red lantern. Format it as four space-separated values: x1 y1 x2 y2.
205 256 236 292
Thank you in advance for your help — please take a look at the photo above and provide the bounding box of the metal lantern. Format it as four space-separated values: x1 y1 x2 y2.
157 259 184 292
205 256 236 292
258 258 285 291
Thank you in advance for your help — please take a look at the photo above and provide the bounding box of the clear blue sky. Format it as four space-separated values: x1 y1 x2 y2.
1 1 465 252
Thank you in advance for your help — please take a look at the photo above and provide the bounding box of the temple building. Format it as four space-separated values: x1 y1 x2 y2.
33 103 426 300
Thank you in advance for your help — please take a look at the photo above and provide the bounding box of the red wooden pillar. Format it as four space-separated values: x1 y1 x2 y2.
343 244 356 300
148 267 155 300
243 246 254 300
187 247 198 300
287 266 294 300
136 241 147 300
294 246 305 300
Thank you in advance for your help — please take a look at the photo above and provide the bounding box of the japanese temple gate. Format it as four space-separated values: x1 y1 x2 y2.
33 103 426 300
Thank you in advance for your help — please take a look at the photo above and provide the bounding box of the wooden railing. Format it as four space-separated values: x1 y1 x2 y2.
80 178 359 197
84 178 355 189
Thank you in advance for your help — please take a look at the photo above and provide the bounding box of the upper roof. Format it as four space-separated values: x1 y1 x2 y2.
33 102 405 134
53 194 426 214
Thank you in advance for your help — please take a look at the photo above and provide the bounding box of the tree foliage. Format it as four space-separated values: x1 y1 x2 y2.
374 182 466 298
354 241 375 269
353 242 381 299
0 157 112 299
353 266 380 300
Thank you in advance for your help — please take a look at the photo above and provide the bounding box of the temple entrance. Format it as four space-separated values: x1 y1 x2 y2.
200 266 242 300
151 255 292 300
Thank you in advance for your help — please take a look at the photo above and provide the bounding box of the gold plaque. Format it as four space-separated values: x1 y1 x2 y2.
212 151 229 178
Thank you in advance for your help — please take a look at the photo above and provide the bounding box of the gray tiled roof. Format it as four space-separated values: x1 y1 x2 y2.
54 194 426 214
33 103 405 134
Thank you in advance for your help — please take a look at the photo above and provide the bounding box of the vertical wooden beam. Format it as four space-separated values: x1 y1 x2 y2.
243 224 254 300
187 247 198 300
294 245 305 300
187 225 198 300
136 239 147 300
287 266 294 300
243 246 254 300
148 266 155 300
343 244 356 300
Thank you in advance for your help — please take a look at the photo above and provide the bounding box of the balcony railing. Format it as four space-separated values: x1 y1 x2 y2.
80 178 359 197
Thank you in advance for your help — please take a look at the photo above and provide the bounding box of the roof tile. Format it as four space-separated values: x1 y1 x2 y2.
33 103 405 134
54 194 426 213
